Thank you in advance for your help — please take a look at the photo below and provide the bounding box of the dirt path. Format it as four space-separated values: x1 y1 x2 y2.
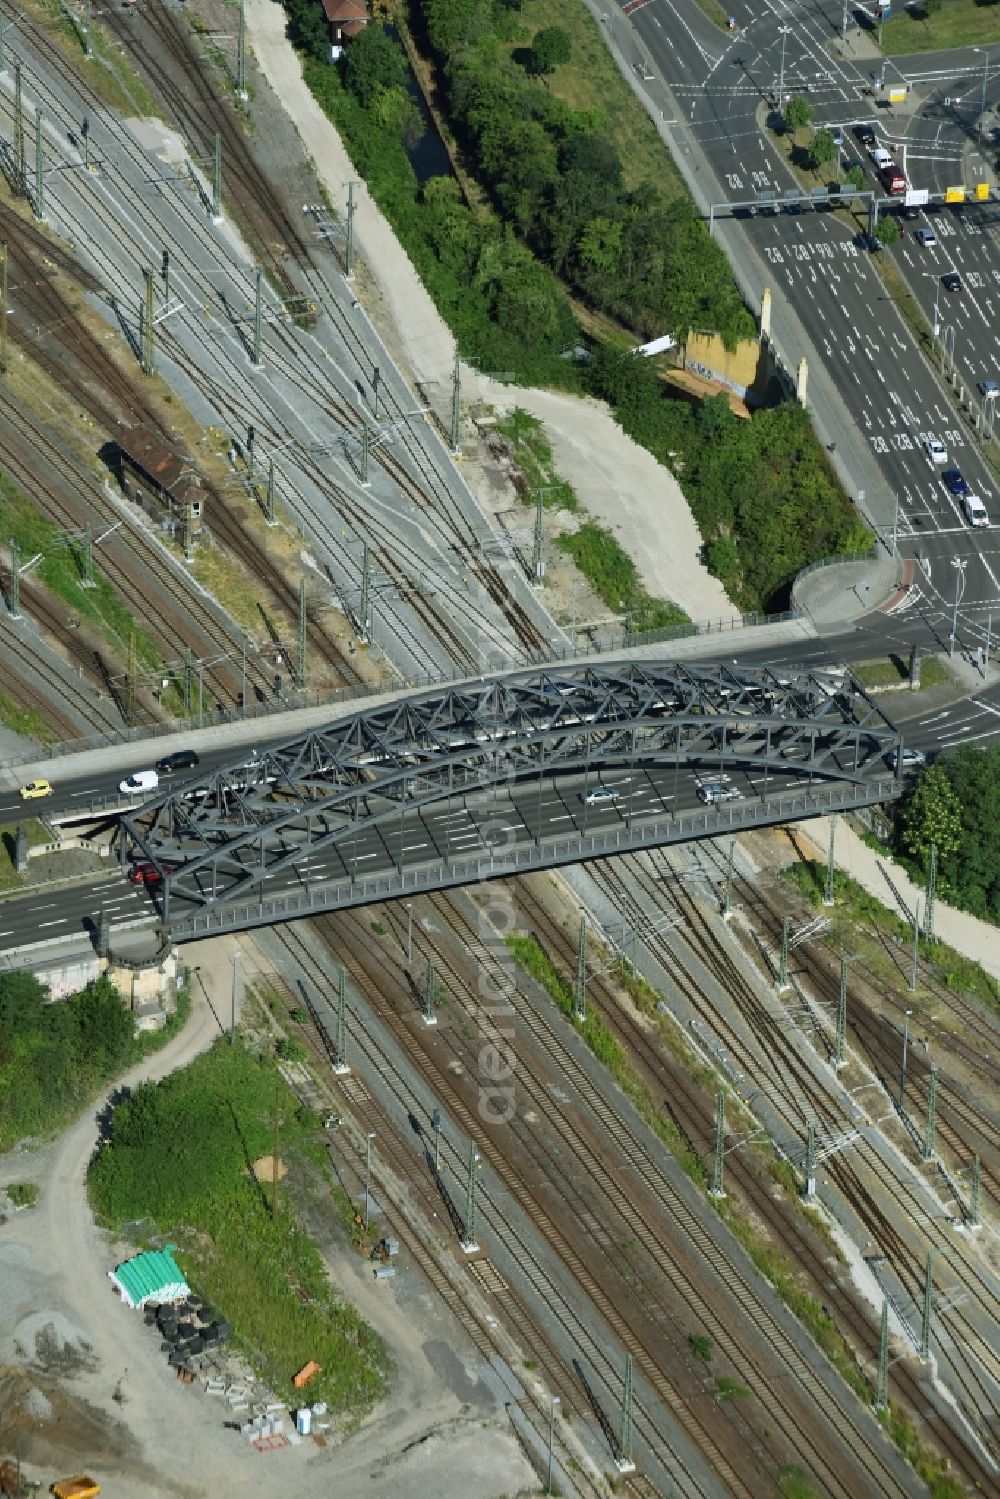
244 0 734 623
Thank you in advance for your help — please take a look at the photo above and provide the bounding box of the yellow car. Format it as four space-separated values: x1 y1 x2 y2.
20 779 54 800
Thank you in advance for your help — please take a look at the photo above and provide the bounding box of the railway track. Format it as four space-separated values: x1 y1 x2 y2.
504 867 998 1492
105 0 551 658
717 845 999 1196
260 924 653 1499
2 7 551 674
576 848 1000 1452
282 898 929 1499
0 199 361 706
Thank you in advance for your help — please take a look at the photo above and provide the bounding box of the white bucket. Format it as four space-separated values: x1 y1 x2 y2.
296 1407 313 1436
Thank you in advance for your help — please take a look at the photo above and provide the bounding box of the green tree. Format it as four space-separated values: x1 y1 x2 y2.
784 96 813 131
877 213 900 246
898 764 962 871
527 26 572 77
922 0 942 15
423 0 487 55
73 976 135 1075
285 0 330 65
810 128 837 168
341 24 408 109
844 164 865 191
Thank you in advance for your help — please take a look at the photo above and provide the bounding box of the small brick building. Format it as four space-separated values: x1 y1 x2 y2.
322 0 368 59
113 423 204 539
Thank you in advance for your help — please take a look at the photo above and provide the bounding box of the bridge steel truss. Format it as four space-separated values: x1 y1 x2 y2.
118 660 904 937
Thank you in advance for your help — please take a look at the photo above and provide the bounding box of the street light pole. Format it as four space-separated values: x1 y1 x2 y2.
778 25 791 98
547 1395 560 1494
949 557 967 658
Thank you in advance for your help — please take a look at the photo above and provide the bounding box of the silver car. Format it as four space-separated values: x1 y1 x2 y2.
698 782 742 804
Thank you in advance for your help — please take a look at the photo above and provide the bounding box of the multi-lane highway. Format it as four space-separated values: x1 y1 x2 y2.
605 0 999 658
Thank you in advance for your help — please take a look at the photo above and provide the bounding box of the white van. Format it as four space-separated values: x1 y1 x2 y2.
119 769 159 795
963 494 989 528
870 146 893 168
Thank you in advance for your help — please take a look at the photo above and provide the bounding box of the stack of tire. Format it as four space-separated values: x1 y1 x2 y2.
144 1297 231 1371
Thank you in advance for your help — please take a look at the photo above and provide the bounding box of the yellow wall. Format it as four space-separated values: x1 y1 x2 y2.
684 331 761 397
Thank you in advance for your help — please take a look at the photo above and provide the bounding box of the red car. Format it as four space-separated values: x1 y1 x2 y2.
129 861 171 886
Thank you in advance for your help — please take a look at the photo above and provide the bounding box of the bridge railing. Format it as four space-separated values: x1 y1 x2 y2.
166 776 897 941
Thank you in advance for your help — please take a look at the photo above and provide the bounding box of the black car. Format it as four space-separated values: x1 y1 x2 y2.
902 204 920 220
942 272 961 292
855 123 876 145
156 748 200 773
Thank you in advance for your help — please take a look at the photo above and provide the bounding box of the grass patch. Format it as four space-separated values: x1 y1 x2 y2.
850 658 910 689
0 693 56 745
506 929 866 1381
850 656 951 691
506 931 706 1181
515 0 689 201
88 1040 390 1415
778 1466 819 1499
505 924 967 1489
0 468 162 674
881 0 1000 54
851 656 953 689
554 521 690 633
0 820 69 895
187 540 291 638
494 408 577 512
880 1402 967 1499
505 905 974 1493
918 656 950 689
26 0 159 116
782 859 1000 1016
4 1181 38 1208
713 1374 750 1401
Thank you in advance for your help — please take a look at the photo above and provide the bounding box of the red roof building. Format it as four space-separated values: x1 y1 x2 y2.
321 0 368 48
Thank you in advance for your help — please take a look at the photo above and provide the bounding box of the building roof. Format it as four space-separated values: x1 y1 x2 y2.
108 1246 190 1309
117 423 190 492
321 0 368 33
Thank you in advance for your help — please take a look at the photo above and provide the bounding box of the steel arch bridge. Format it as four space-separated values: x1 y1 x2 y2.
118 660 903 939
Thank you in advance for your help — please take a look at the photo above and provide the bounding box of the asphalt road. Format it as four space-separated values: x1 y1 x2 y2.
614 0 1000 637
